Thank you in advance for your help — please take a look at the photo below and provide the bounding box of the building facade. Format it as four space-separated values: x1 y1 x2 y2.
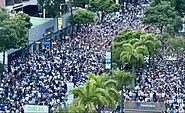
4 0 37 11
0 0 5 7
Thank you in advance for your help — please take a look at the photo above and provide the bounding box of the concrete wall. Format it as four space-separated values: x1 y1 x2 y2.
28 18 58 44
62 10 78 29
5 0 37 10
29 0 37 5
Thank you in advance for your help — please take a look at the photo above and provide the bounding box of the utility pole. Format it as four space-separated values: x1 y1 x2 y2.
68 0 74 39
43 2 46 18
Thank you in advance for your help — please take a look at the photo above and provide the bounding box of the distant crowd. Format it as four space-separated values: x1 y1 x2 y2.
0 0 184 113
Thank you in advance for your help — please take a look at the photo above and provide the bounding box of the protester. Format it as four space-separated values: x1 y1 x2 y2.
0 0 184 113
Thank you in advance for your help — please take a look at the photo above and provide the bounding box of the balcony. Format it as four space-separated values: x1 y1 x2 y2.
6 0 14 6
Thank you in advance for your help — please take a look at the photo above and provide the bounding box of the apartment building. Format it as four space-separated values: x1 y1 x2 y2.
0 0 38 16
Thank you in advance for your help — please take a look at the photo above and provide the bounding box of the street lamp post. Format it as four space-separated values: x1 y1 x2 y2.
67 0 74 39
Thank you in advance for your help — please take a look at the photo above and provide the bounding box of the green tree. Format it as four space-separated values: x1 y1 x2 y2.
69 9 94 26
0 7 9 22
68 80 108 112
88 73 121 111
12 12 32 47
142 1 183 34
112 30 147 69
129 34 159 66
112 30 135 68
68 73 120 113
89 0 119 20
0 20 17 66
151 0 185 16
37 0 66 17
120 43 148 76
56 102 85 113
167 37 185 67
167 0 185 16
112 70 133 112
0 8 32 66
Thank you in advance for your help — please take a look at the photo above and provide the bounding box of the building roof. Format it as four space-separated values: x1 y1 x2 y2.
30 17 53 28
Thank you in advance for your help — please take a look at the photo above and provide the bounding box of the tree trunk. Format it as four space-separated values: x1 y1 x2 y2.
152 54 155 73
148 54 151 66
176 49 179 68
3 51 5 67
82 3 85 8
132 63 136 86
96 105 101 113
159 25 163 34
120 87 124 113
70 7 74 39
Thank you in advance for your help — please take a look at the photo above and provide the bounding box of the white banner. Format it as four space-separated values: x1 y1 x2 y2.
24 105 48 113
67 82 74 105
105 52 111 69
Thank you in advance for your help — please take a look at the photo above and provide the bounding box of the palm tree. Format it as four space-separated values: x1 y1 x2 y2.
56 101 85 113
88 73 121 111
120 43 148 77
129 34 160 68
68 99 86 113
112 70 133 113
68 74 119 113
132 34 155 50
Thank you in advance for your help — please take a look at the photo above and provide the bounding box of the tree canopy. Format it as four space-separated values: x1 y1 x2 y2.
167 37 185 62
142 0 183 34
0 7 32 65
89 0 119 13
111 30 160 78
112 30 159 68
67 73 120 113
112 70 133 112
69 9 94 26
168 0 185 16
151 0 185 16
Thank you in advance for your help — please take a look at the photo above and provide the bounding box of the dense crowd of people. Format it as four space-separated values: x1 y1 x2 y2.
122 55 185 113
0 6 122 113
0 0 184 113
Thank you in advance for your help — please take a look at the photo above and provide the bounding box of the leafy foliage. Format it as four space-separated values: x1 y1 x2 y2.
120 43 148 64
0 7 32 65
112 70 133 112
142 0 183 34
12 12 32 48
112 30 159 68
69 10 94 26
167 38 185 57
67 73 120 113
112 70 133 91
89 0 119 13
167 0 185 17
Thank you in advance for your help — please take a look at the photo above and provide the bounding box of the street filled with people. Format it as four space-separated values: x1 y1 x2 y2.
0 0 184 113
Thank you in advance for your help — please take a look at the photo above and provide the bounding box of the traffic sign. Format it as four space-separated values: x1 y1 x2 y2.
42 42 50 45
